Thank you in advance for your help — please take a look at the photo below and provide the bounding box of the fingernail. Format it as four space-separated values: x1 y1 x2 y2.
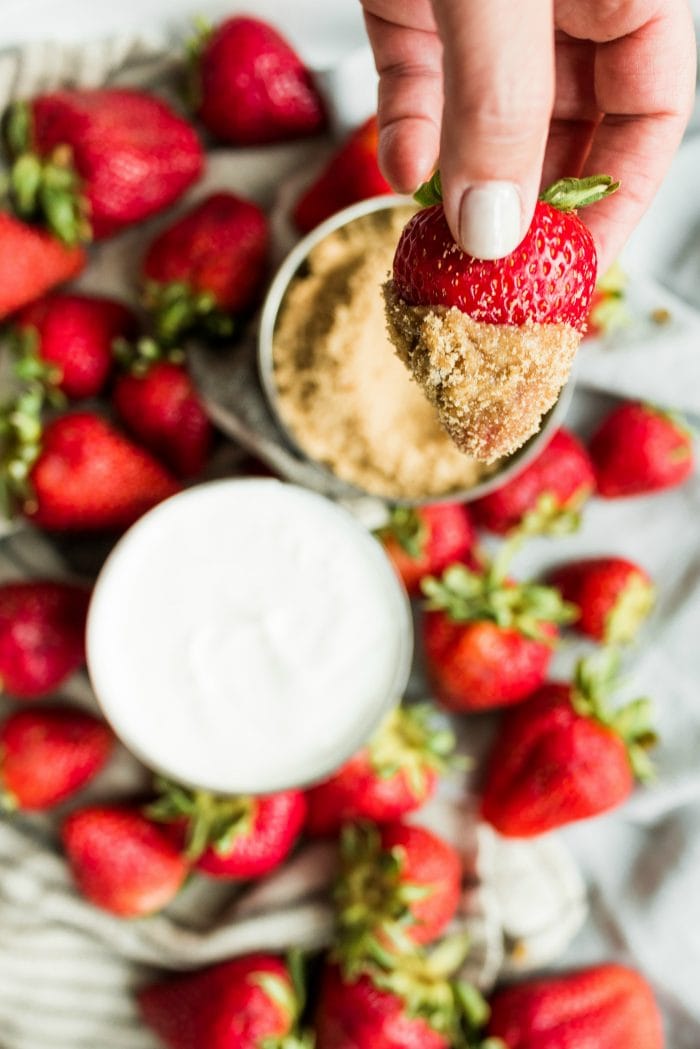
458 181 522 260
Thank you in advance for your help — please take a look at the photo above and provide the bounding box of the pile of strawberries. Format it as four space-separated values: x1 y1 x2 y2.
0 9 696 1049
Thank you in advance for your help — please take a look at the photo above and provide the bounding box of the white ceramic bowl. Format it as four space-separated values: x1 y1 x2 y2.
258 195 574 506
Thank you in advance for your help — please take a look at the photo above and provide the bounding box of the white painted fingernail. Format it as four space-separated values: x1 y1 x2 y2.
458 181 523 259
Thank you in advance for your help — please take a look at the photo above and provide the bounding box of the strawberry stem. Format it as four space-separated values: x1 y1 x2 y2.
413 170 443 207
142 279 235 346
539 174 620 212
145 776 255 861
376 506 427 559
112 336 185 376
570 651 657 781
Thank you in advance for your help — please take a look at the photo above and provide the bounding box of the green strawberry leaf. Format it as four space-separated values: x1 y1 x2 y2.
413 170 443 207
376 506 427 559
539 174 620 212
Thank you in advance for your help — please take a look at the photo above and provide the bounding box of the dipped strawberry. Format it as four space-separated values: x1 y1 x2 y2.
5 88 203 242
192 16 326 145
20 412 180 531
487 964 663 1049
335 822 462 968
585 261 629 339
62 805 188 916
549 557 655 644
141 191 269 343
112 339 212 478
385 175 619 461
0 581 89 698
590 401 694 496
0 705 113 810
306 705 456 836
139 953 312 1049
481 655 657 837
13 293 138 399
377 503 478 596
422 558 575 712
148 779 306 880
0 212 85 318
292 116 391 233
472 429 595 535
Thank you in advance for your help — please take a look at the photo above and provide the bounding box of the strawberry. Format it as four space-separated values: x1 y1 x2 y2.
315 956 493 1049
486 964 664 1049
316 963 450 1049
421 555 575 711
0 212 85 319
335 822 462 968
292 116 391 233
548 557 655 644
139 953 312 1049
192 16 326 146
147 779 306 880
141 191 269 344
0 704 113 810
377 504 478 597
305 705 456 836
481 655 657 837
385 176 618 461
112 339 212 478
62 805 188 916
585 261 629 340
13 293 138 399
23 412 180 531
0 581 89 698
471 429 595 535
5 89 204 243
589 401 694 497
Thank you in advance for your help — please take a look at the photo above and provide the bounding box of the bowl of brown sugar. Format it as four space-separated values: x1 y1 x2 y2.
258 196 573 505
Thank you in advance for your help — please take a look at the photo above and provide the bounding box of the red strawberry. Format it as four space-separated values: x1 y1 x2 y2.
142 192 269 343
316 965 448 1049
589 402 694 497
139 953 308 1049
148 780 306 880
0 581 89 698
472 429 595 535
62 805 188 916
585 261 629 340
13 293 138 399
335 822 462 968
377 504 478 597
487 964 664 1049
306 705 456 837
481 656 657 837
193 16 326 146
292 116 391 233
0 212 85 319
6 89 203 242
548 557 655 644
112 340 212 478
24 412 180 531
386 176 618 462
392 176 618 330
421 561 574 712
0 704 113 810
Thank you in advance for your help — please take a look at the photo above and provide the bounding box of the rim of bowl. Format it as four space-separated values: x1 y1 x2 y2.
258 194 574 506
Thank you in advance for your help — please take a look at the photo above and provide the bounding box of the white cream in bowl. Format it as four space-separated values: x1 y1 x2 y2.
87 479 412 795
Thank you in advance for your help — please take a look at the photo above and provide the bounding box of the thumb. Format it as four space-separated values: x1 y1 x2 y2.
432 0 555 259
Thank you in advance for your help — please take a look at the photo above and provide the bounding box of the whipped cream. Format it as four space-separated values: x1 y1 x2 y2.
87 480 412 794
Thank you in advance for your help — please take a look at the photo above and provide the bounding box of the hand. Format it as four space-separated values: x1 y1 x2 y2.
361 0 697 269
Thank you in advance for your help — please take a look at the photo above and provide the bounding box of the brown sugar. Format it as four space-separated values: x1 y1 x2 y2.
384 282 580 463
272 207 494 500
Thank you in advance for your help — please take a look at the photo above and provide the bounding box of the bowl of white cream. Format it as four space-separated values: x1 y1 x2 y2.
86 479 413 795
